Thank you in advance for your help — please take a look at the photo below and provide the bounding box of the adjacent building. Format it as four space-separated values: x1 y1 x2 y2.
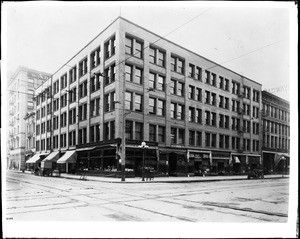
7 66 51 170
261 91 290 174
33 17 263 177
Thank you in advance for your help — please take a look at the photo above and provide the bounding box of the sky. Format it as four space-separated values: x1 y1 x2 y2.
2 2 297 101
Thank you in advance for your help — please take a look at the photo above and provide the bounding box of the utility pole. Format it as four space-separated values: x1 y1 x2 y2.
121 73 126 181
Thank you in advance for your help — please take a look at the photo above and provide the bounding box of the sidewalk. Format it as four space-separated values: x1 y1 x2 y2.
59 173 289 183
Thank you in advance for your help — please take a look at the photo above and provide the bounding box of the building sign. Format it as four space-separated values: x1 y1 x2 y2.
27 71 51 81
188 152 210 162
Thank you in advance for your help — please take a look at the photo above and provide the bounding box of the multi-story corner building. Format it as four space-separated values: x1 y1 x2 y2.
34 17 262 177
7 66 51 170
261 91 290 174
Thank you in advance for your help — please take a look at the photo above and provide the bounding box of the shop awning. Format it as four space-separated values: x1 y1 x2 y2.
42 151 60 163
274 153 289 166
159 148 186 155
76 147 95 152
26 153 48 164
57 151 77 164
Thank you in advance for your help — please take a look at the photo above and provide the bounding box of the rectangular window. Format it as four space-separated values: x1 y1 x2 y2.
104 63 116 85
205 133 210 147
90 74 100 92
79 81 87 98
157 75 165 91
171 55 185 74
69 131 76 146
205 111 210 125
205 70 210 84
196 109 202 124
105 35 116 59
189 85 195 100
149 97 156 114
189 130 195 145
211 134 217 147
125 37 133 55
149 47 155 64
170 127 177 144
125 64 132 82
60 73 67 89
134 67 143 84
149 124 156 142
205 91 210 104
157 99 165 116
195 67 202 81
196 131 202 146
211 73 216 86
134 94 143 112
79 104 87 121
149 46 165 67
219 76 224 89
189 64 195 78
90 98 100 117
79 58 88 78
177 104 184 120
90 46 101 69
69 108 76 125
60 93 67 108
177 82 184 97
125 121 133 140
135 41 143 59
196 88 202 102
189 107 195 122
211 112 217 126
158 126 165 143
170 79 176 95
125 92 133 110
69 87 77 103
135 122 143 141
149 72 155 89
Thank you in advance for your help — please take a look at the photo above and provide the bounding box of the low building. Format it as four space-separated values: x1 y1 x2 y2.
23 112 36 169
34 17 262 177
261 91 290 174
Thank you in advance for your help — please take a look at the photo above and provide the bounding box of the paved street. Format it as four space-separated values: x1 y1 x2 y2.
5 170 289 222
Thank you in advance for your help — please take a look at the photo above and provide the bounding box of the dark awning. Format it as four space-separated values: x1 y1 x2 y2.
159 148 186 155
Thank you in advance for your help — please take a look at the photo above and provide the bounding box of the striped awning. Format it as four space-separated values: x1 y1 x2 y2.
57 151 77 164
26 153 48 164
42 151 60 163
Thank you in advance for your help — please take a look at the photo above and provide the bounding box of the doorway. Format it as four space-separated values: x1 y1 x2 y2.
169 153 177 176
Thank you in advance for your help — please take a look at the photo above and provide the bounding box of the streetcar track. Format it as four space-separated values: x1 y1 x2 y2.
5 172 289 222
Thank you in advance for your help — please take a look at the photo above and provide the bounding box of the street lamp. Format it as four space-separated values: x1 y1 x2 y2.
138 141 149 181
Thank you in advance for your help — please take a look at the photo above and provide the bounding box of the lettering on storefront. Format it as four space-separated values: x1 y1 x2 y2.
188 152 210 161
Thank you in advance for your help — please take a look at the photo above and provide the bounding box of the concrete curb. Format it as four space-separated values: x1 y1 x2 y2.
15 170 289 184
59 174 289 184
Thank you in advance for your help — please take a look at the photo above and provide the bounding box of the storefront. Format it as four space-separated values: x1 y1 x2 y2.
57 150 77 173
159 148 187 176
230 154 249 174
211 151 231 174
274 153 290 174
25 153 48 169
263 151 289 174
187 150 211 176
41 151 60 170
248 155 261 171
